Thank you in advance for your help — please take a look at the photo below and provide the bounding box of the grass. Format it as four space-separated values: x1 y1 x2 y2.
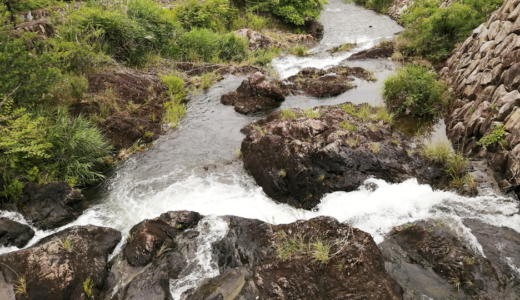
83 277 94 298
253 125 267 136
156 242 172 257
287 45 309 57
303 108 322 118
60 238 73 252
340 120 358 131
371 143 380 154
341 103 394 124
278 169 287 177
311 239 332 264
330 43 356 53
463 256 475 265
346 138 360 147
235 147 242 158
201 71 222 89
14 275 28 296
421 142 451 164
281 109 298 120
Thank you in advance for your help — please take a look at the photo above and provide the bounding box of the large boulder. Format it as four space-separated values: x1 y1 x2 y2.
0 218 34 248
0 225 121 300
221 72 285 114
240 104 446 209
234 29 277 50
17 182 85 230
304 18 324 40
380 221 520 298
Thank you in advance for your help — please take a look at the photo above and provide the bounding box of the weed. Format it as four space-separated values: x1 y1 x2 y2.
371 143 380 154
60 238 73 252
446 154 468 184
156 242 172 257
288 45 309 57
83 277 94 298
463 256 475 265
253 125 267 136
340 120 358 131
391 139 399 146
451 277 461 291
330 43 356 53
311 239 331 263
463 173 477 192
404 223 412 229
235 147 242 158
346 138 360 147
201 71 222 89
342 103 356 116
278 169 287 177
303 108 322 118
374 107 394 124
478 124 506 147
421 142 451 164
318 173 325 181
14 275 28 297
281 109 298 119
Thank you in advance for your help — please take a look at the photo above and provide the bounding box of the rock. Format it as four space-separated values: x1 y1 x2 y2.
505 108 520 146
0 225 121 300
124 211 201 266
240 104 446 209
16 182 85 230
347 44 394 60
304 18 324 40
234 29 276 50
0 218 34 248
380 222 519 298
214 216 403 299
221 72 285 114
189 267 256 300
12 19 55 38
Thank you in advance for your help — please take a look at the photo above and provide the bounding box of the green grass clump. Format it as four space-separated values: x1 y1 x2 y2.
340 120 357 131
303 108 322 118
330 43 356 53
288 45 309 57
383 64 451 117
160 74 187 128
83 277 94 298
281 109 298 120
230 12 273 31
421 142 451 164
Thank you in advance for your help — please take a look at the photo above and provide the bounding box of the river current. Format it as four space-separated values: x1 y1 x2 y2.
2 0 520 287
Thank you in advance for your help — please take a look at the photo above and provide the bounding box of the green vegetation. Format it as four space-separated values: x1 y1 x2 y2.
281 109 298 119
478 124 506 147
83 277 94 298
330 43 356 53
303 108 322 118
398 0 504 62
341 103 394 124
348 0 394 13
421 142 451 163
161 74 187 128
340 120 358 131
371 142 380 154
60 238 73 252
248 0 327 25
287 44 309 56
383 64 451 117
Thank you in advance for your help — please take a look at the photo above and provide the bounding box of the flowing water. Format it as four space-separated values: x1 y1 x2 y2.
2 0 520 297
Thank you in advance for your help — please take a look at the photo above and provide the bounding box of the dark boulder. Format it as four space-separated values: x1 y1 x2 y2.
348 43 394 60
0 225 121 300
282 66 373 98
0 218 34 248
304 18 324 40
17 182 85 230
240 104 446 209
380 222 520 298
221 72 285 114
124 211 201 267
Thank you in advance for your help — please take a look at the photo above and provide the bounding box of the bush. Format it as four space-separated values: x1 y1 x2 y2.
246 0 327 26
230 12 272 31
175 0 237 32
383 64 451 117
349 0 393 13
398 0 503 62
9 0 57 13
166 28 248 62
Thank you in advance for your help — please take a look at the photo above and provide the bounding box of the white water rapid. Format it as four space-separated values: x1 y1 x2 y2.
2 0 520 297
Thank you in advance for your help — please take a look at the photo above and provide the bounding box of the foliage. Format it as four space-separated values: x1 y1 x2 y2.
397 0 504 62
281 109 297 119
9 0 57 12
160 74 187 128
383 64 451 117
421 142 451 163
347 0 393 13
230 12 272 31
83 277 94 298
303 108 321 118
246 0 327 25
340 120 357 131
287 44 309 56
249 47 281 66
478 124 506 147
175 0 237 32
341 103 394 124
330 42 356 53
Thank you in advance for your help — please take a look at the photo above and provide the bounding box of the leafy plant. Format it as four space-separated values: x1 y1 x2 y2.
383 64 451 117
83 277 94 298
478 124 506 147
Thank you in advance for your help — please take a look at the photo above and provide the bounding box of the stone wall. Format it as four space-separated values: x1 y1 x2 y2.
441 0 520 193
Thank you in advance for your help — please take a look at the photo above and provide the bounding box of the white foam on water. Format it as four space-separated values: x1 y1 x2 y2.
169 215 229 300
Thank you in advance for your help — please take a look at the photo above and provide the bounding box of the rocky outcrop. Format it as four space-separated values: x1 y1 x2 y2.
124 211 201 267
381 222 520 298
221 72 286 114
348 43 394 60
222 67 374 115
11 182 86 230
0 218 34 248
240 104 446 209
441 0 520 195
304 18 324 40
235 29 277 50
387 0 454 21
0 225 121 300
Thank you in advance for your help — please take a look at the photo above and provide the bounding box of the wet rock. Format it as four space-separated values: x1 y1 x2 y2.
235 29 276 50
348 43 394 60
214 216 403 299
0 218 34 248
304 18 324 40
189 267 257 300
281 66 372 98
240 104 446 209
380 223 520 299
0 225 121 300
15 182 85 230
124 211 201 266
221 72 285 114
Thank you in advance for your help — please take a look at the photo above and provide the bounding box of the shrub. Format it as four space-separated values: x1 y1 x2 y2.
246 0 327 26
383 64 451 117
9 0 57 12
478 124 506 147
398 0 504 62
230 12 272 31
175 0 237 32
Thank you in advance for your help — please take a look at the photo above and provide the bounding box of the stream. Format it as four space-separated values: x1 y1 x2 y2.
2 0 520 294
